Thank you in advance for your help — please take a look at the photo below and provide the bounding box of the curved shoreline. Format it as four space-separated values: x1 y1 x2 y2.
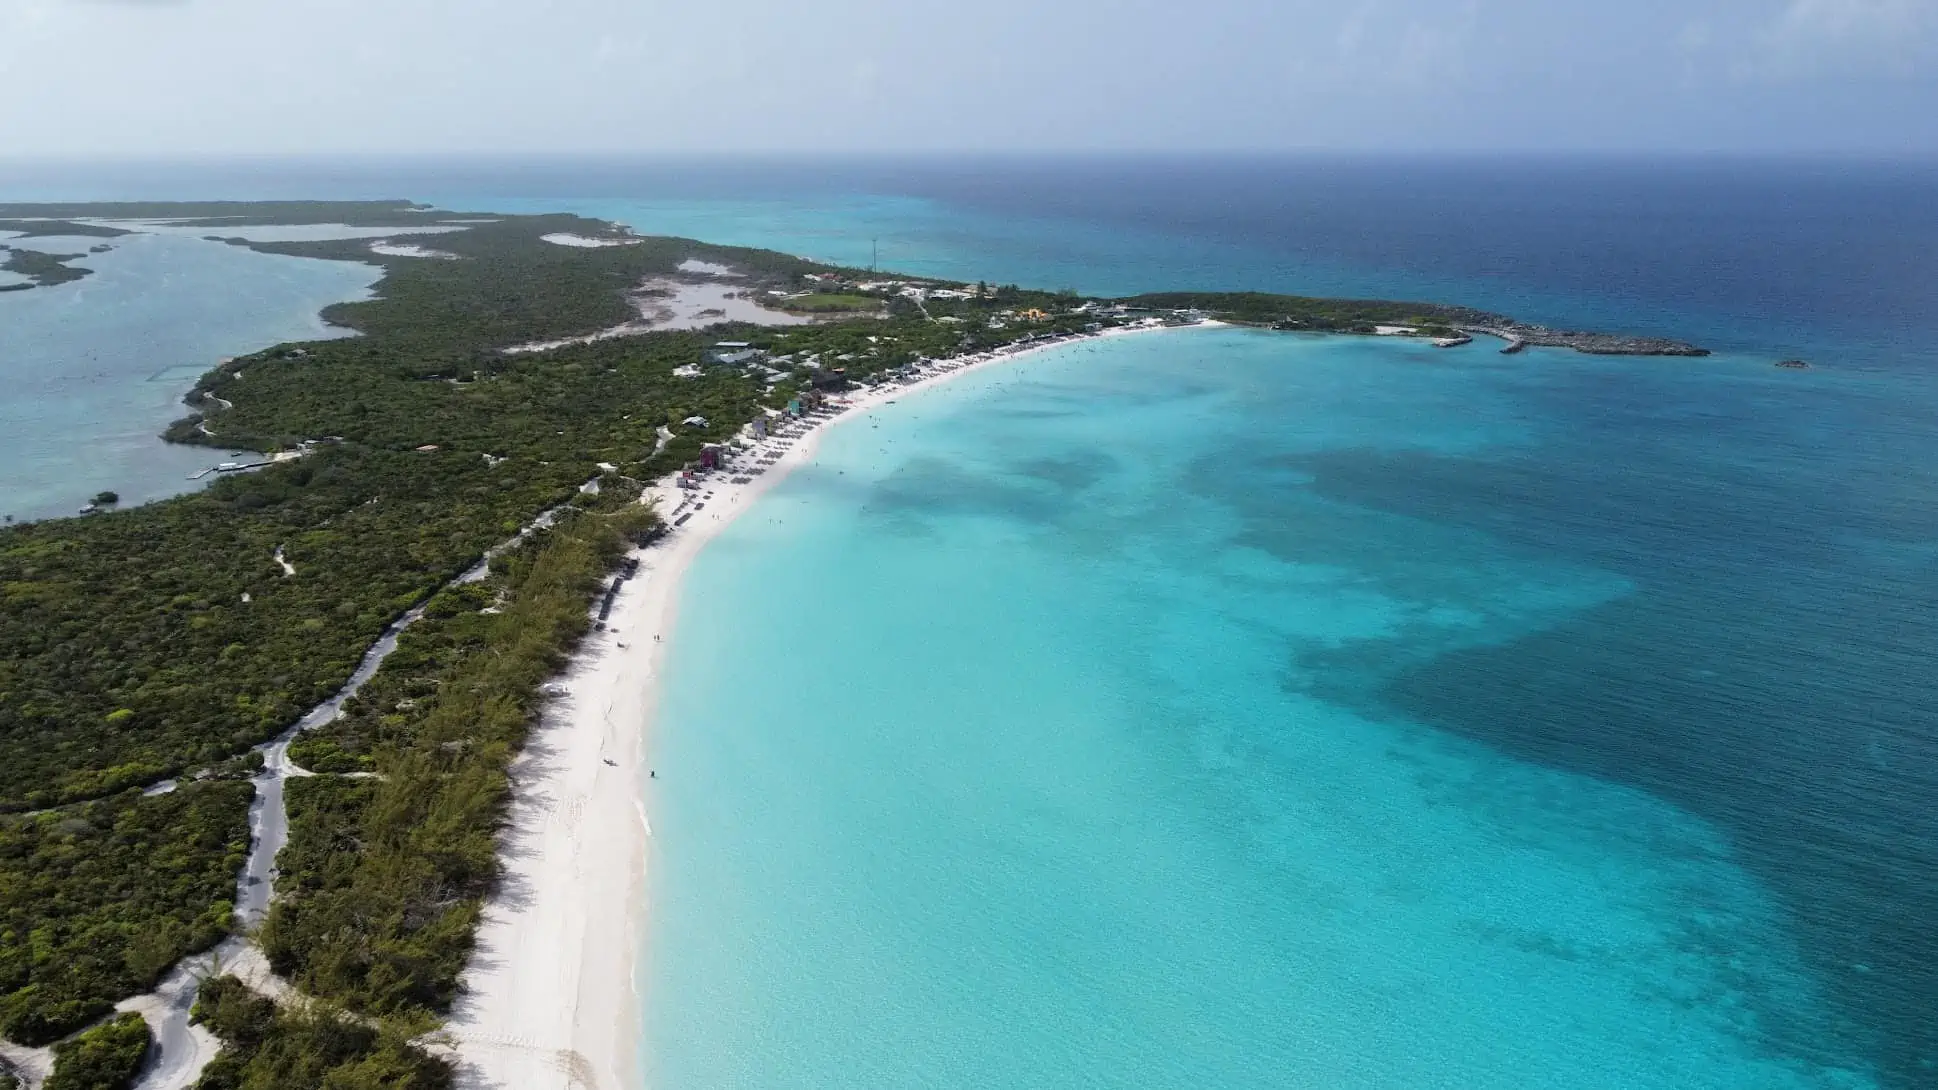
444 321 1203 1090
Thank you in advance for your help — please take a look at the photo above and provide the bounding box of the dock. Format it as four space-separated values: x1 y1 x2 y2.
187 459 275 481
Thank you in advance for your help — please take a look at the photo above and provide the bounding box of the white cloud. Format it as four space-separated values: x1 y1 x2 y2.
1743 0 1938 78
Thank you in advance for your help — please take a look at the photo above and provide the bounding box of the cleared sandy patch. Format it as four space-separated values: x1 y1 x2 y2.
504 279 814 354
541 233 643 248
636 280 813 331
370 241 460 259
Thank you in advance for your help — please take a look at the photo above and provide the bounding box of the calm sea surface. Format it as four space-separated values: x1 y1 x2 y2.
3 156 1934 1087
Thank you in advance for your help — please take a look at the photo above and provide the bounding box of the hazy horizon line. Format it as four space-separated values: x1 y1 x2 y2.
5 148 1936 165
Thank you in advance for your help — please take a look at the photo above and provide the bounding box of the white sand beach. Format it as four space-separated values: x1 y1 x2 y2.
444 320 1202 1090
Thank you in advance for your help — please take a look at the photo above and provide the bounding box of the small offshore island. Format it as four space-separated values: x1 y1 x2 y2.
0 200 1709 1090
0 217 126 290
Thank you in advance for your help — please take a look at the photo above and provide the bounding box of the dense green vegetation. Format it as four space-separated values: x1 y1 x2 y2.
0 784 251 1044
0 447 587 809
44 1012 150 1090
1124 290 1494 332
189 976 450 1090
0 223 803 813
263 503 651 1020
0 219 129 240
234 216 817 358
172 332 760 465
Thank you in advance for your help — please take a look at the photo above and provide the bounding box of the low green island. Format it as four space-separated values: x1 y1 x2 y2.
0 199 1706 1089
0 247 92 291
0 216 128 289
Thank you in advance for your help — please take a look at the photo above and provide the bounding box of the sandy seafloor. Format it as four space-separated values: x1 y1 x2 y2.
630 325 1897 1089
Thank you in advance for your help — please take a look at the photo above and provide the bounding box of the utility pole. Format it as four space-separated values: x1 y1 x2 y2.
871 238 878 273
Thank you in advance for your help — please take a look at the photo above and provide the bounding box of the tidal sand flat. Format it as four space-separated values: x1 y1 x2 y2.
641 327 1882 1088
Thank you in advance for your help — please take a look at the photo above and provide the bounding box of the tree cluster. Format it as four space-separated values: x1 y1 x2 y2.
190 977 449 1090
44 1012 150 1090
0 784 250 1044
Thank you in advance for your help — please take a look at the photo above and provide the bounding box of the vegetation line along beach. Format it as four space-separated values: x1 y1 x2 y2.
0 199 1707 1090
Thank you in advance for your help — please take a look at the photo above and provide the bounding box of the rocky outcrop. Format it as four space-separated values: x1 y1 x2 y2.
1465 325 1708 357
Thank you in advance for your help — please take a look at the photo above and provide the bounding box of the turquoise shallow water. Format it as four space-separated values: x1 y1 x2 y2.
644 328 1880 1089
0 230 377 520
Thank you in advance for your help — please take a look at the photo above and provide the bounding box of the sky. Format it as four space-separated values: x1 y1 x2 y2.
1 0 1935 155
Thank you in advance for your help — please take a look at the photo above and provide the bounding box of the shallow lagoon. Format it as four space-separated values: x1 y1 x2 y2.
0 231 378 520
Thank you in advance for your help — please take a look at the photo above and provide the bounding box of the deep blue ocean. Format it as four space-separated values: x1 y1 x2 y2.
3 155 1934 1087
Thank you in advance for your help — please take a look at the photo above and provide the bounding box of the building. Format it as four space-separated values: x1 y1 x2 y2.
708 341 764 366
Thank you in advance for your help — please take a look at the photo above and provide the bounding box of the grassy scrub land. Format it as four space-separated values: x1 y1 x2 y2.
0 199 1708 1087
773 292 883 313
